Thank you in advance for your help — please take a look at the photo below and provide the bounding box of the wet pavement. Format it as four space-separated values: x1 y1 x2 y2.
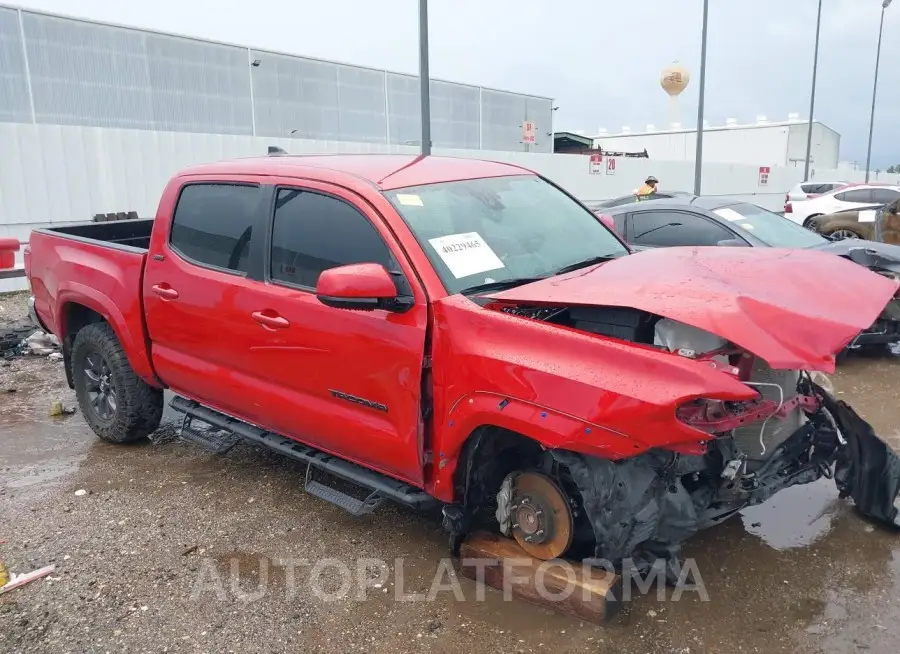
2 337 900 653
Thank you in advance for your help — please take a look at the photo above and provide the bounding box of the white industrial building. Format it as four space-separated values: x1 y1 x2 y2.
591 116 841 170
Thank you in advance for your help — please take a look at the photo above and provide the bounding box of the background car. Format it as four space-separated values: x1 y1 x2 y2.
597 195 900 353
586 190 693 210
808 198 900 243
785 181 848 204
785 184 900 227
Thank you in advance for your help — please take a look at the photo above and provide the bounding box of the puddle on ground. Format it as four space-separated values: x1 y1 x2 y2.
741 476 842 550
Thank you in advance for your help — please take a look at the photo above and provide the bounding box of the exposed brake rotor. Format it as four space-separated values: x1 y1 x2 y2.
509 472 574 560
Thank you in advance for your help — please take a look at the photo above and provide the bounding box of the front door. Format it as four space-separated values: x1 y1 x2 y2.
237 181 429 485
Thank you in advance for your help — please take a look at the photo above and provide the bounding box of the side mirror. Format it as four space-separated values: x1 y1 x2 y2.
316 263 413 313
717 239 748 247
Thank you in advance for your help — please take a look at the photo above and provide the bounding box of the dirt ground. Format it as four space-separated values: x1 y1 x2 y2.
3 290 900 654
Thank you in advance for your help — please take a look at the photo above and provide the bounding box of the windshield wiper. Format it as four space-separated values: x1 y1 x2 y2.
460 277 545 296
552 253 623 276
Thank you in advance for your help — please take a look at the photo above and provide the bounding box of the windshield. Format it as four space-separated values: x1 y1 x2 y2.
385 175 629 294
711 202 827 248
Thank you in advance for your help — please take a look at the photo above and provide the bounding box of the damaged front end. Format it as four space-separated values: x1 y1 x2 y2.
549 321 900 581
480 248 900 579
485 310 900 582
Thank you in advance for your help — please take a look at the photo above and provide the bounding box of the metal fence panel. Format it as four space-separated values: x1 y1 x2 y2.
144 33 252 135
23 11 154 129
0 7 31 123
7 8 552 151
252 50 388 143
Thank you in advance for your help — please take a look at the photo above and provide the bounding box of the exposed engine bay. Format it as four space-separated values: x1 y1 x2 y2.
487 303 900 580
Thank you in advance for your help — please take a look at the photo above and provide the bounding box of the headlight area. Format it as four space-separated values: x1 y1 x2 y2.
675 394 820 435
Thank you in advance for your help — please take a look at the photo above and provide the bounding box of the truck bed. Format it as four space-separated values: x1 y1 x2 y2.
28 218 158 384
45 219 154 251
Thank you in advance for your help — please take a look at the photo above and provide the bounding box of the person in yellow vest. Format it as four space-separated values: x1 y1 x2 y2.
636 176 658 200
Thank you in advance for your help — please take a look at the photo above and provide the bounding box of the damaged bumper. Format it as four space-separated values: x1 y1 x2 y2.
553 381 900 577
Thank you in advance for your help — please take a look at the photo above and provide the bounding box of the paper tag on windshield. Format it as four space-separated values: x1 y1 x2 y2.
395 193 423 207
713 208 745 222
428 232 505 279
859 210 877 223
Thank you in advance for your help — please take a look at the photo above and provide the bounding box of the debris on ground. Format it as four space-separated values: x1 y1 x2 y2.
0 560 8 587
24 332 59 356
0 564 56 596
49 400 76 417
73 489 87 497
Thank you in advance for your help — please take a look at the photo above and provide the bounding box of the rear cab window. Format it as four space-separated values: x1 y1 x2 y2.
169 183 260 274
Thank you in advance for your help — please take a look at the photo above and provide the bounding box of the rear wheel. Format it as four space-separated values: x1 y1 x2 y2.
803 215 822 229
72 323 163 443
827 228 862 241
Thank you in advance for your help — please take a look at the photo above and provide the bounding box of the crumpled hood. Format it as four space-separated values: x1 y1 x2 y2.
490 247 898 371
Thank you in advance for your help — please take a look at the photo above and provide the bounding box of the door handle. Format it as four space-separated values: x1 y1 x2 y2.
251 311 290 329
151 284 179 300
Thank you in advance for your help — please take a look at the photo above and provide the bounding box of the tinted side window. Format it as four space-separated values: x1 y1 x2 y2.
836 189 874 203
170 183 259 273
872 189 900 204
612 214 626 235
270 189 392 289
631 211 735 247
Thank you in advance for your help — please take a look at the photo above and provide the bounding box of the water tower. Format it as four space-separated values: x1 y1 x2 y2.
660 62 690 127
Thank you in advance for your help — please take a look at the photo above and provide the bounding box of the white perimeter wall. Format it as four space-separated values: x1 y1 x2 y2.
2 122 899 292
593 123 841 170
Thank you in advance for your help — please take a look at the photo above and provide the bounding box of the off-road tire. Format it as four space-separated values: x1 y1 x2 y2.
72 322 163 443
0 320 36 355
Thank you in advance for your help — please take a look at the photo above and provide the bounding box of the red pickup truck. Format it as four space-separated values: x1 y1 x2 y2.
24 153 900 576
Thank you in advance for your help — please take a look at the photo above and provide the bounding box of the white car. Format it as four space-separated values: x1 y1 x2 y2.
785 181 848 204
785 184 900 227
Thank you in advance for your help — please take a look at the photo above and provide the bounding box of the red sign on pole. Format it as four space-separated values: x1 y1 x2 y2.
758 166 770 186
522 121 537 144
589 154 603 174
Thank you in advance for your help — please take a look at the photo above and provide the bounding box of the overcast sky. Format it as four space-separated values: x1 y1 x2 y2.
13 0 900 168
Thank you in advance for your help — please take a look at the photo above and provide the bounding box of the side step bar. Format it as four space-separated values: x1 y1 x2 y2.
169 396 435 513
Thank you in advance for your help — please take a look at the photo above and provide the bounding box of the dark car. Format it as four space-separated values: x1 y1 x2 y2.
809 198 900 243
586 190 694 210
598 196 900 352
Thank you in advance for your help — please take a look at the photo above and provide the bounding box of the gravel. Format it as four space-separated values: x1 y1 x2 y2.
3 292 900 653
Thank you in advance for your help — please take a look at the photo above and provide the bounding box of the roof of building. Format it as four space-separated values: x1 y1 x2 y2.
179 154 535 190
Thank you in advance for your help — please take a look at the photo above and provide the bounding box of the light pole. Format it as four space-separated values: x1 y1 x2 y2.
803 0 823 181
693 0 709 196
418 0 432 156
864 0 892 183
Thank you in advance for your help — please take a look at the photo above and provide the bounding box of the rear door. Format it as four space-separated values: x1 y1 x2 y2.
627 209 747 248
143 177 270 420
235 180 429 484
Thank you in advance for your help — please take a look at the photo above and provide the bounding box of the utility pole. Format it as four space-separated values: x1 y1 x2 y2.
418 0 432 156
693 0 709 196
864 0 892 183
803 0 823 181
